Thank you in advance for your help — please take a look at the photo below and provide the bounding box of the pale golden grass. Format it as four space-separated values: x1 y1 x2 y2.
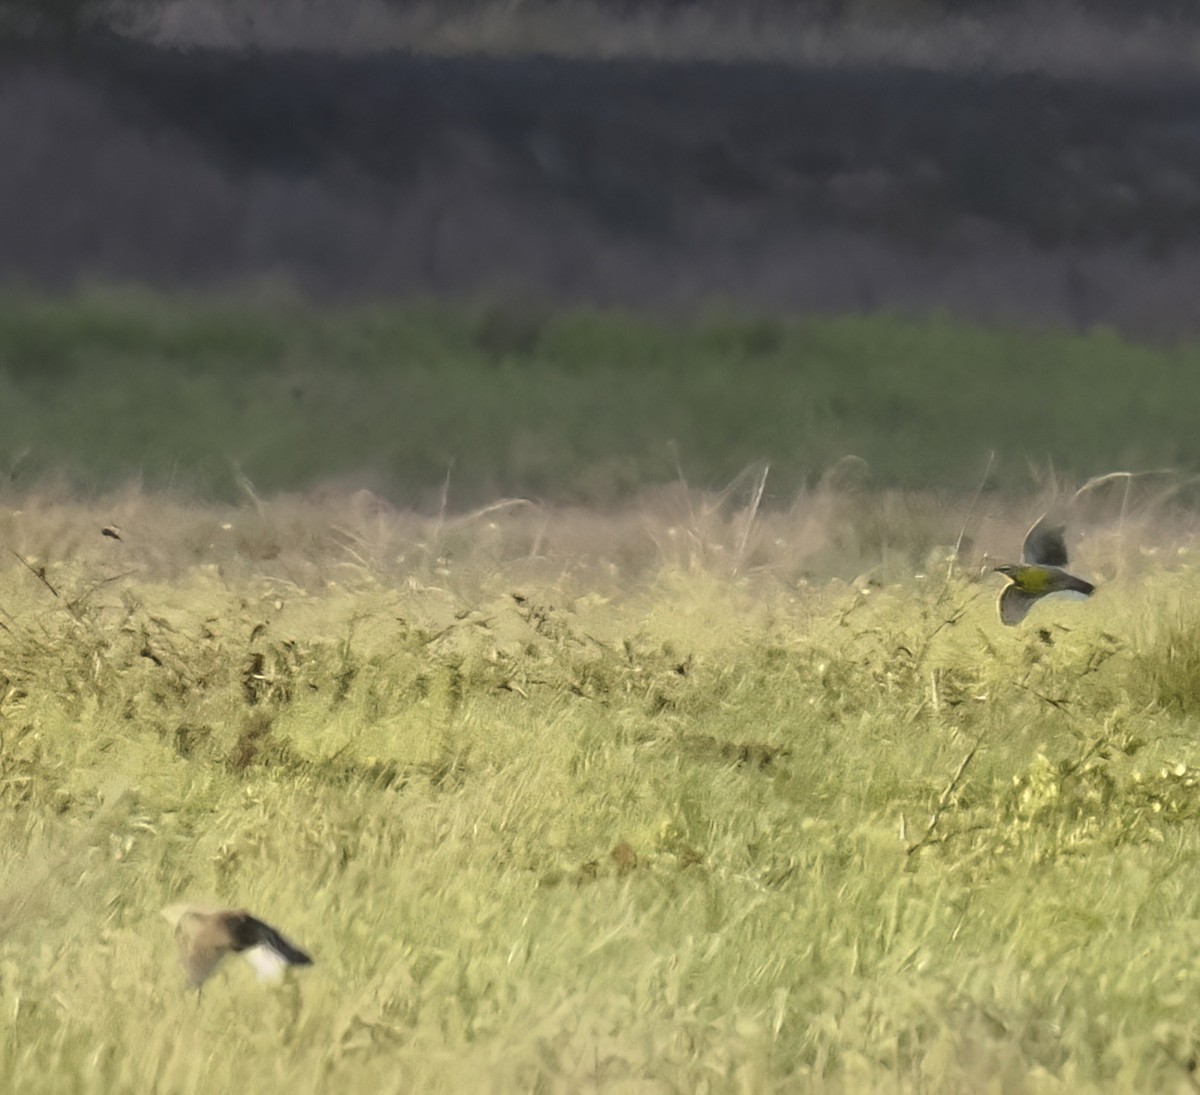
3 478 1200 1091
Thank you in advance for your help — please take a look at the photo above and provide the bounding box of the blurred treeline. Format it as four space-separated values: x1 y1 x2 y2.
5 25 1200 330
5 0 1200 43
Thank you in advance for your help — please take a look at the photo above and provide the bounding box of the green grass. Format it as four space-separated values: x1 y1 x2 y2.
3 487 1200 1091
2 290 1200 504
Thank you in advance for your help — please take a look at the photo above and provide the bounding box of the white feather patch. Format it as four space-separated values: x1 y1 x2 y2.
242 945 289 983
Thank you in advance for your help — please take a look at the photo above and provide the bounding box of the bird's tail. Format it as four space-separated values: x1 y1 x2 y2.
256 922 314 967
1063 574 1095 596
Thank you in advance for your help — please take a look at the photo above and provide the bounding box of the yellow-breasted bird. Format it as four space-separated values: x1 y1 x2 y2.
994 515 1095 625
162 904 313 988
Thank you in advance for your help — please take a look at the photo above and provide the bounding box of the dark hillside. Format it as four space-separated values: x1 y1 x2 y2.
5 36 1200 329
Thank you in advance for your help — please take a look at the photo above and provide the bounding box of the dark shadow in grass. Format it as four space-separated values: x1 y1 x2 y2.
677 732 792 771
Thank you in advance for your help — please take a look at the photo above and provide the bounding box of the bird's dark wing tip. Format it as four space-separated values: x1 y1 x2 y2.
224 912 312 965
256 920 313 967
1022 515 1070 567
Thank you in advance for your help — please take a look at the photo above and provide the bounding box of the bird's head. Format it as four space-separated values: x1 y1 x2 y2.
993 563 1020 579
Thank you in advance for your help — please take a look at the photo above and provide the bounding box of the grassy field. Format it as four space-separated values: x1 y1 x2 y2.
3 290 1200 505
4 296 1200 1090
2 479 1200 1092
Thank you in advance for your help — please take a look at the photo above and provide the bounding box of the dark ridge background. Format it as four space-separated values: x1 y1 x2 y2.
4 21 1200 333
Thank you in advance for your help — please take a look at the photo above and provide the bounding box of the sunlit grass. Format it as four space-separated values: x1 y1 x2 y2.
1 484 1200 1092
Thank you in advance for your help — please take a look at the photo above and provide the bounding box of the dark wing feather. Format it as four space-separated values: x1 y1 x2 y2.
1021 516 1069 567
998 585 1041 626
226 913 314 967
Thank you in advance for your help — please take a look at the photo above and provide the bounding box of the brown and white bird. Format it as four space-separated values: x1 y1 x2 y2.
161 904 314 988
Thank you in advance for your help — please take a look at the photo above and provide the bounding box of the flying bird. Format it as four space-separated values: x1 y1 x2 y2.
161 904 313 988
993 514 1095 625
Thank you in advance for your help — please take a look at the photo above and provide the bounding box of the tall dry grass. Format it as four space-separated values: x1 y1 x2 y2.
2 477 1200 1090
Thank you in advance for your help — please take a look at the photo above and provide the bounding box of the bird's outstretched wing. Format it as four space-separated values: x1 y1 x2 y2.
998 584 1041 626
1021 515 1070 567
162 904 234 986
179 932 228 986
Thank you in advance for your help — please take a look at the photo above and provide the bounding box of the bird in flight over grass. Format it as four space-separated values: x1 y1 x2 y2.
162 904 313 988
993 514 1095 625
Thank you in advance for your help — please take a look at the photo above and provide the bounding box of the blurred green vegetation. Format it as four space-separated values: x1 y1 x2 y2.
0 290 1197 505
